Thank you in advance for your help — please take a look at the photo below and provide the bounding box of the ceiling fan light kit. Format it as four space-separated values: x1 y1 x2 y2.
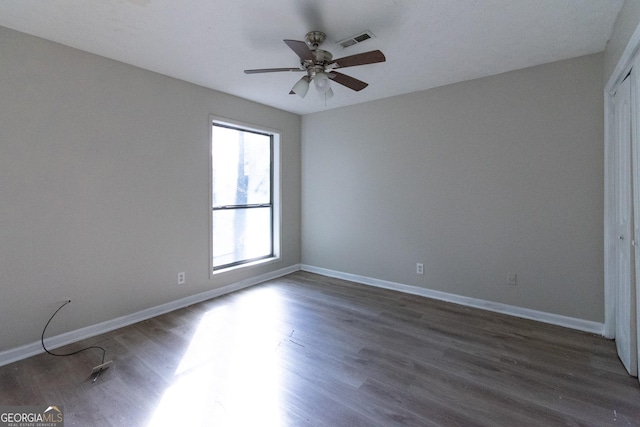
324 87 333 100
244 31 385 102
291 76 310 98
314 72 331 93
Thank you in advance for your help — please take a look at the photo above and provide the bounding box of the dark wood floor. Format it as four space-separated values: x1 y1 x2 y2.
1 271 639 426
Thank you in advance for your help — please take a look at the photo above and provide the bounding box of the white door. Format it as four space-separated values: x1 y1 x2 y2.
631 57 640 382
614 74 637 376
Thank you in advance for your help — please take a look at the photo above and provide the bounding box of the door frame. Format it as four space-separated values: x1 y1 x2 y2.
605 23 640 339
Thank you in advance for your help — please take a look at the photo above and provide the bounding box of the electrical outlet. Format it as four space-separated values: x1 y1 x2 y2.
507 273 517 286
416 263 424 275
177 272 185 285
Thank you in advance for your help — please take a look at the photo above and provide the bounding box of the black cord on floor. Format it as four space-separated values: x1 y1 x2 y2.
41 300 106 368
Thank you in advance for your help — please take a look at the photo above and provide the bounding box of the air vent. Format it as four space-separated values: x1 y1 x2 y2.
337 31 376 49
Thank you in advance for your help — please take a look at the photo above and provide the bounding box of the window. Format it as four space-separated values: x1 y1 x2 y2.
211 120 277 271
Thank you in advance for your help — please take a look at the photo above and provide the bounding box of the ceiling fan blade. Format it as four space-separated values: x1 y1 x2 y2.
284 39 314 61
244 68 304 74
330 50 386 69
328 71 368 91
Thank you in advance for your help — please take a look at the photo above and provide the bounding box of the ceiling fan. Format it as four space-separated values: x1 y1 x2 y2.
244 31 386 100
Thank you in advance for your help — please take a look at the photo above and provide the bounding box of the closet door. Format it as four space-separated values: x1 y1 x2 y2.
614 75 638 376
632 57 640 382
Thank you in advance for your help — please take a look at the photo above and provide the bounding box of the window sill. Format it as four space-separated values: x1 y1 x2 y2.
212 256 280 276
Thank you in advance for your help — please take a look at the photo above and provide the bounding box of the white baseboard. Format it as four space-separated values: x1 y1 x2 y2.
300 264 605 336
2 263 605 367
0 264 300 367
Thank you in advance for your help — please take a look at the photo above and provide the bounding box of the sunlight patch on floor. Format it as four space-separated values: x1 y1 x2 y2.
146 287 289 426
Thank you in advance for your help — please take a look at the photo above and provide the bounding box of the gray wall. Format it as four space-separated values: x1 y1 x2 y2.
1 13 619 353
0 26 301 351
302 53 604 322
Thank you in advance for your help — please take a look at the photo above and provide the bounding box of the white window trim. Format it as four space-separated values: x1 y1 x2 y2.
209 115 282 278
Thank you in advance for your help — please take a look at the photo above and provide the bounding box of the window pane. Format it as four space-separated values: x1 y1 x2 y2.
212 126 271 207
212 207 272 268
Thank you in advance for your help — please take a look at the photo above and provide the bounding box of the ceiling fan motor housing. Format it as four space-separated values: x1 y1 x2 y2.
303 50 332 74
301 32 333 79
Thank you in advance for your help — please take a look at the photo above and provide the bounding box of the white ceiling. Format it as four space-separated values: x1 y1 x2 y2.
0 0 624 115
